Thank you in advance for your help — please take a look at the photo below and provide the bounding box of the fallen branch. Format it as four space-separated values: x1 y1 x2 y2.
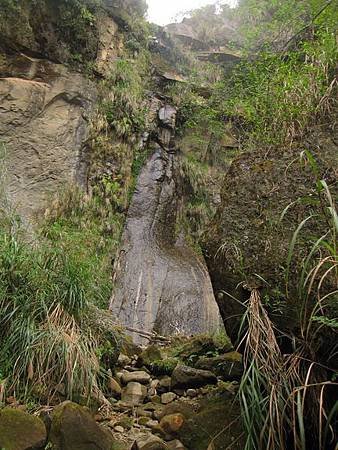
123 325 171 343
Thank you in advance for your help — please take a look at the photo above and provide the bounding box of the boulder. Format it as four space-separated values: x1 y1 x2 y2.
167 440 187 450
121 382 147 406
171 365 217 389
135 434 167 450
195 352 243 380
159 394 244 450
0 407 47 450
117 354 132 367
121 371 151 385
136 345 163 368
161 392 177 405
160 413 185 434
159 376 171 391
108 377 122 397
48 401 115 450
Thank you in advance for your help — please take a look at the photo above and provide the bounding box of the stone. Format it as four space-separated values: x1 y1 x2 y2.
114 425 125 433
151 379 160 389
148 387 157 397
121 371 151 385
121 382 147 406
159 376 171 390
195 352 243 380
135 434 167 450
186 389 197 398
116 370 128 381
117 353 132 367
171 365 217 389
146 419 159 430
137 408 153 418
161 392 177 405
0 407 47 450
108 377 122 397
138 416 151 426
158 105 177 129
160 414 185 434
167 440 187 450
150 395 161 404
115 416 134 430
49 401 116 450
136 346 163 368
159 393 244 450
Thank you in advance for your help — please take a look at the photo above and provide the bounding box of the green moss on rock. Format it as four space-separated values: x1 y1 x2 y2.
49 401 117 450
0 407 47 450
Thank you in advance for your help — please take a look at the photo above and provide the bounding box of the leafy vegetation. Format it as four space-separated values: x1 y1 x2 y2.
100 55 150 139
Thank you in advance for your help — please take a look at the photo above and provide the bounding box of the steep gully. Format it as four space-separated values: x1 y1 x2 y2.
110 103 221 343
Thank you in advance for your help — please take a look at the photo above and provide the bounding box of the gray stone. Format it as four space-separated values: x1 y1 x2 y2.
122 370 151 385
114 425 124 433
161 392 177 405
117 353 132 367
171 365 217 389
136 434 167 450
167 440 187 450
121 382 147 406
186 389 197 398
159 376 171 391
146 419 159 431
107 377 122 397
158 105 177 129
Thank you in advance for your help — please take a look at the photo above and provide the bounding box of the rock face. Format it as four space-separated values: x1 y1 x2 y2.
205 124 338 340
49 401 116 450
0 407 47 450
0 52 96 223
110 106 220 342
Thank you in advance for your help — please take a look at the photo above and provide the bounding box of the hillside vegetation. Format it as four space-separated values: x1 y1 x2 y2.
0 0 337 449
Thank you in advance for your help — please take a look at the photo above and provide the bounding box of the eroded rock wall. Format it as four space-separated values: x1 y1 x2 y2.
0 53 96 222
111 106 221 342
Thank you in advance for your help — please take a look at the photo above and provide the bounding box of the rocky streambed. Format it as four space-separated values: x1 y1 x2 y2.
0 336 244 450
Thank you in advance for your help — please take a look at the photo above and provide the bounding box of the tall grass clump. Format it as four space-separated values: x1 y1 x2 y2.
0 151 121 403
238 175 338 449
0 225 99 400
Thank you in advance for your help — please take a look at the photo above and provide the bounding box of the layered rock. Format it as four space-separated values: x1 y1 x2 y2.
0 53 96 222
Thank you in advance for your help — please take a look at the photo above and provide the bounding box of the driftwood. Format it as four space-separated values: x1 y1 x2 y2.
123 325 171 344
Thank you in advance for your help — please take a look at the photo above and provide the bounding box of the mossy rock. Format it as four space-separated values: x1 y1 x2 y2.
150 357 180 376
160 393 244 450
136 345 164 368
0 407 47 450
172 335 233 365
48 401 118 450
195 352 243 380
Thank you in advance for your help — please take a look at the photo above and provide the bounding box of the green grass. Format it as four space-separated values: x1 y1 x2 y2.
238 176 337 449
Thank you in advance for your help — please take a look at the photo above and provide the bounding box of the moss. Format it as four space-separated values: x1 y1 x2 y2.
0 407 47 450
160 393 244 450
150 358 179 376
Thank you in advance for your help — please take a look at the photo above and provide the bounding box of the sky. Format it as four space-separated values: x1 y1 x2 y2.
146 0 237 26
